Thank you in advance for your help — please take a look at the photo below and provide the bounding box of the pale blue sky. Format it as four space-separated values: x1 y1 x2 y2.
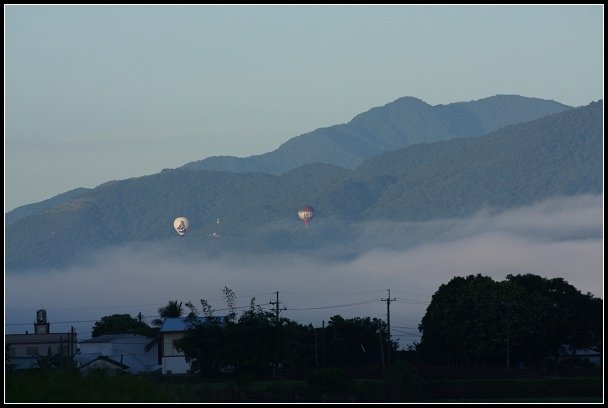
4 5 604 211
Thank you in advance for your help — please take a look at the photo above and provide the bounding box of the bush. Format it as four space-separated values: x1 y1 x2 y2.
305 367 351 393
384 362 426 400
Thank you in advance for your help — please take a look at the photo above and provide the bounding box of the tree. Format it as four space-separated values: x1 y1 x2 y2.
176 312 225 376
223 287 237 324
418 274 504 367
153 300 184 326
178 293 228 375
177 289 404 377
91 314 153 338
325 315 394 367
227 297 277 376
178 295 276 377
505 274 603 358
177 291 315 378
418 273 603 368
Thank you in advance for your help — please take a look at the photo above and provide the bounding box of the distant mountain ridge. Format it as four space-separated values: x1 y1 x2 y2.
181 94 572 174
7 94 571 224
5 100 602 272
5 187 91 226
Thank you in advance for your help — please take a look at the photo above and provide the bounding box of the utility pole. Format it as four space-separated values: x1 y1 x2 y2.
505 301 512 373
59 336 64 368
322 320 326 367
269 291 285 379
378 326 385 369
314 327 318 368
381 289 396 366
70 326 75 362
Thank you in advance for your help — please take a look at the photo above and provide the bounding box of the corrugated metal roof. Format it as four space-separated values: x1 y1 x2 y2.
6 333 76 344
79 355 130 370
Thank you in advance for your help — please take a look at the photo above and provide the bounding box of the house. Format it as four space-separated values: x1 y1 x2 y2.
560 345 602 368
78 355 129 376
160 316 224 375
5 309 77 371
76 333 160 374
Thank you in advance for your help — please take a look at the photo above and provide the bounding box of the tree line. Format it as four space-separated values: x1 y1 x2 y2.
89 273 602 376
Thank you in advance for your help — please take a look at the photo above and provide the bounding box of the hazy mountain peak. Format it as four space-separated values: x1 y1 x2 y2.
181 94 572 175
387 95 430 107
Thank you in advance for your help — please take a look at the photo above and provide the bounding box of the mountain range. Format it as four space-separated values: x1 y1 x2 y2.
5 96 602 272
181 94 572 173
6 95 571 226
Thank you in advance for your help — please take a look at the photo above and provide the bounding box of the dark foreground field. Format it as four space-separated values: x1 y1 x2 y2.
5 366 603 403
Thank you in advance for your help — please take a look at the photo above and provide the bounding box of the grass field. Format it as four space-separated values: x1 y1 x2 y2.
5 369 604 403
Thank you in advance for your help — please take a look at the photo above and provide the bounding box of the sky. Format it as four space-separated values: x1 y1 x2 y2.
4 4 604 212
5 194 603 348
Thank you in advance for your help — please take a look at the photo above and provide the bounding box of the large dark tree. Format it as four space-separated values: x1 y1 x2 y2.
324 315 395 367
417 274 507 367
417 274 602 368
505 274 603 355
91 314 153 338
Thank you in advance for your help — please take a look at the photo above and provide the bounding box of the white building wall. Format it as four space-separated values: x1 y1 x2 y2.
7 333 77 358
162 356 191 375
162 333 184 356
161 332 190 374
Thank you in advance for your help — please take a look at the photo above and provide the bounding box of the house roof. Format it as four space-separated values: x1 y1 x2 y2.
75 352 104 366
160 316 224 333
6 356 39 370
78 355 130 370
75 352 161 373
6 333 76 344
565 347 601 357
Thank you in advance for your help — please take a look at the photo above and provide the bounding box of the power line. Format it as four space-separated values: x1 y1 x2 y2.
6 319 100 326
393 298 430 305
5 298 419 329
6 303 163 312
392 324 419 330
5 289 434 313
5 303 275 327
281 290 387 296
391 290 432 298
391 329 422 337
390 318 422 325
285 299 380 311
6 293 278 313
182 292 278 304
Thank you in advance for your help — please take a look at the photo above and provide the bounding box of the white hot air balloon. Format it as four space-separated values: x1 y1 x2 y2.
173 216 189 236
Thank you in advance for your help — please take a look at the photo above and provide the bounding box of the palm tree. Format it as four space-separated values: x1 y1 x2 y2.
154 300 184 326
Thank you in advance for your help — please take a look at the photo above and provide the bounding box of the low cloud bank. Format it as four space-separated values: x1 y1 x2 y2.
6 194 603 347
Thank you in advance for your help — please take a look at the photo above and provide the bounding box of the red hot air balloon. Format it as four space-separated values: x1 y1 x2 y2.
298 205 315 226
